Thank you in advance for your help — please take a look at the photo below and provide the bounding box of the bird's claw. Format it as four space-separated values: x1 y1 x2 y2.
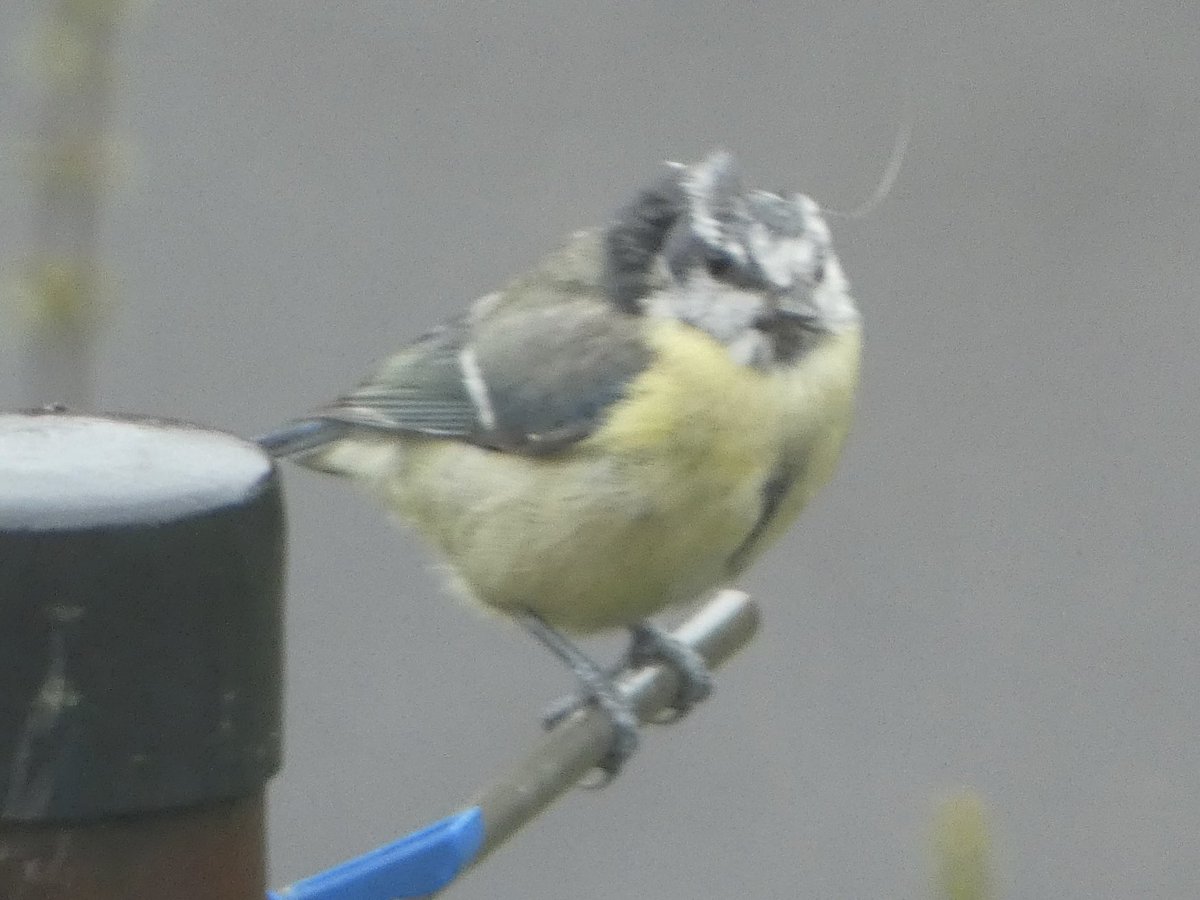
524 614 712 785
541 680 639 785
629 622 713 721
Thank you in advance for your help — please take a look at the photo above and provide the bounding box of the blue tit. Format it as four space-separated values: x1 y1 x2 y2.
259 151 861 775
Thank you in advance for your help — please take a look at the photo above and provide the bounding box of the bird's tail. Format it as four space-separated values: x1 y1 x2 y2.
255 419 350 459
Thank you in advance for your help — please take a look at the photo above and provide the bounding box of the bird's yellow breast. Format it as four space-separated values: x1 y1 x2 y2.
595 320 787 482
368 319 861 632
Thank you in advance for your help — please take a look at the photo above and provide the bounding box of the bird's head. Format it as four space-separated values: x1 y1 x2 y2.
606 151 858 366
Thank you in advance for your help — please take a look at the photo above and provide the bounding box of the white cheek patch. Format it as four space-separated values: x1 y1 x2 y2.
641 274 767 346
725 329 773 368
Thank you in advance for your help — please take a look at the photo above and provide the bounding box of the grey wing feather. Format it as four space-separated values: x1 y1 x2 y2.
466 300 652 452
321 320 482 437
265 304 652 459
255 322 474 459
260 230 655 459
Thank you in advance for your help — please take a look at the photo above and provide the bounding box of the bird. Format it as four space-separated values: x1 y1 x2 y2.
258 151 862 776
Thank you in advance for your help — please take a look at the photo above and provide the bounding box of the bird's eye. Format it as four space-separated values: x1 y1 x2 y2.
704 250 735 278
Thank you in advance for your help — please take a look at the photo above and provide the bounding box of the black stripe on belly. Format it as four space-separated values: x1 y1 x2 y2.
726 462 798 575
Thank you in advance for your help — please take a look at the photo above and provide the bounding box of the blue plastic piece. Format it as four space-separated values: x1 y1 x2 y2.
268 806 485 899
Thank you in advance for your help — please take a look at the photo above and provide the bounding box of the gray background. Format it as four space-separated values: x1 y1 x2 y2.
2 2 1198 897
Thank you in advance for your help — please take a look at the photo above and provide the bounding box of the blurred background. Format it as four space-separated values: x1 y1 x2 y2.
2 2 1197 897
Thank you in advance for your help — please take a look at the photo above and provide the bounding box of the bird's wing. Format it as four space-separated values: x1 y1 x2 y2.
295 296 652 456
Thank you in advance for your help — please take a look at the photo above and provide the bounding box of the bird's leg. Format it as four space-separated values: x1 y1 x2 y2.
627 621 713 721
540 618 715 735
520 613 639 779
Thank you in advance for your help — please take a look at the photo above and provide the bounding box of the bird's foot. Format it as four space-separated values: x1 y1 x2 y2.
628 621 713 722
541 678 640 787
540 661 621 727
542 620 714 732
521 614 640 783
